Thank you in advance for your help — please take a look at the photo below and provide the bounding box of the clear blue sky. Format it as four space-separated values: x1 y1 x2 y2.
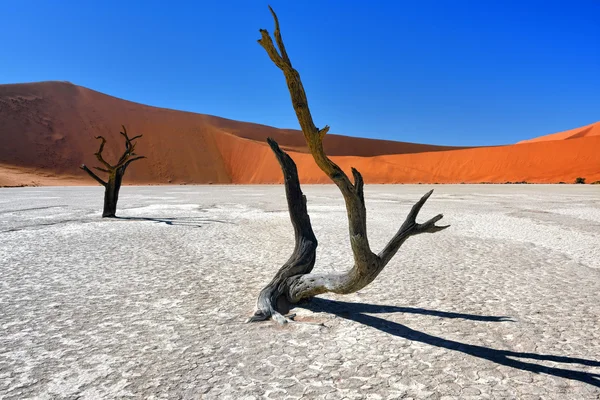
2 0 599 146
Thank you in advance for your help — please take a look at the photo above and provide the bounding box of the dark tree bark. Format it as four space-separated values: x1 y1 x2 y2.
248 8 450 324
80 126 145 218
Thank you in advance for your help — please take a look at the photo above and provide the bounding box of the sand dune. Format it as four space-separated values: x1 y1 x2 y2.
1 81 598 186
215 133 600 184
518 121 600 143
204 114 468 156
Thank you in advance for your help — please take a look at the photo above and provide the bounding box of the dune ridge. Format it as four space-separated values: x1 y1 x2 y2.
1 81 598 186
518 121 600 144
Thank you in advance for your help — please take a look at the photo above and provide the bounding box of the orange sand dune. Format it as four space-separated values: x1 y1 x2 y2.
0 81 598 186
518 121 600 144
216 133 600 184
0 163 86 187
204 115 468 156
0 81 460 186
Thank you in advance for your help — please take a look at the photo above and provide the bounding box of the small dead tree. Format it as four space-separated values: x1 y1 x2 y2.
248 7 449 324
80 126 145 218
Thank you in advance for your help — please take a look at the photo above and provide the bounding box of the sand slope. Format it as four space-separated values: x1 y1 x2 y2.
204 114 467 156
1 81 598 186
215 133 600 184
518 121 600 144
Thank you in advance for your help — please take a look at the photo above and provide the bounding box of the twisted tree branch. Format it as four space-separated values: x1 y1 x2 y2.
247 138 317 324
249 7 449 323
93 136 112 169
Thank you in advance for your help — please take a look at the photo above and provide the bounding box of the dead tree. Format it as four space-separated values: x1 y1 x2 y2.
80 126 145 218
248 7 449 324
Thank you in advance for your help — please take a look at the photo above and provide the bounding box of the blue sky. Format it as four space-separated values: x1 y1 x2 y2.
1 0 599 146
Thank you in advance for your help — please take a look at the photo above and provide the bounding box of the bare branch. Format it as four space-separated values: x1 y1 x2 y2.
93 166 110 173
406 189 435 226
416 214 450 234
258 29 286 69
121 155 146 170
268 5 291 64
267 138 316 246
318 125 330 141
95 136 107 153
351 168 364 202
120 125 129 139
116 126 144 167
120 126 140 148
378 190 450 266
248 138 317 323
80 164 107 186
258 10 347 181
258 7 373 265
93 136 112 169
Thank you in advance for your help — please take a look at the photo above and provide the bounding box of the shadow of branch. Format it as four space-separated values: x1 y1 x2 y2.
114 216 231 227
304 298 514 322
300 298 600 387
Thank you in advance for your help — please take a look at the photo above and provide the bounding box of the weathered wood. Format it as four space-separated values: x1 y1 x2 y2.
80 126 145 218
247 138 317 324
248 7 449 323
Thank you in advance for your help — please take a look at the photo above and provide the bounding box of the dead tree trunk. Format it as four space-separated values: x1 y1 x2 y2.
248 7 449 324
80 126 145 218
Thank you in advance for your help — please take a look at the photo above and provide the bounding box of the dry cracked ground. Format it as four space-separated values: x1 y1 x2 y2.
1 184 599 399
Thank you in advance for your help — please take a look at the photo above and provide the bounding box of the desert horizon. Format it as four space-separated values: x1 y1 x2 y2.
1 81 599 188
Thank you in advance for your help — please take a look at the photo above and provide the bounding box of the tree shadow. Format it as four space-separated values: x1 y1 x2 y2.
299 298 600 387
114 216 231 227
303 298 515 322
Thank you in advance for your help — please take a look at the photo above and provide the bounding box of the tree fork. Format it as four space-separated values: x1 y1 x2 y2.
248 7 449 323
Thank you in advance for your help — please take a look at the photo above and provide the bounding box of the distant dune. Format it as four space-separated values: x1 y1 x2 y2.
518 121 600 144
1 81 598 186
